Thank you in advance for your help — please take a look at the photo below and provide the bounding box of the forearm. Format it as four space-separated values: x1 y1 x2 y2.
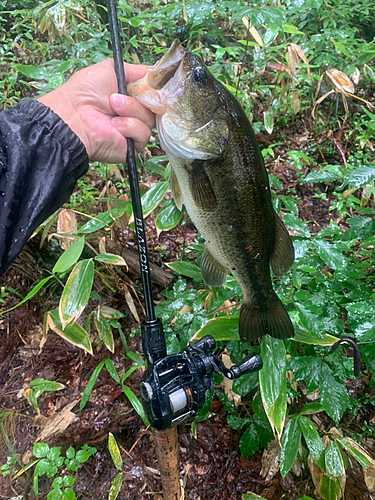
0 99 89 276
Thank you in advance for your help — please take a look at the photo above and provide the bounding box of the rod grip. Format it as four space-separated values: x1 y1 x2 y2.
153 427 182 500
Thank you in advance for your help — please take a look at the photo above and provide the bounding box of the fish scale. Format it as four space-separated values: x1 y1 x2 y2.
128 40 295 342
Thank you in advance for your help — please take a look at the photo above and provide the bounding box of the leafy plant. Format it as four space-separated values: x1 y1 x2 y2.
1 442 96 500
25 378 65 414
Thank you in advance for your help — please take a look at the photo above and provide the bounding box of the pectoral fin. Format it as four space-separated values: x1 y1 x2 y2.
201 246 227 287
170 168 183 210
270 213 295 277
188 160 217 211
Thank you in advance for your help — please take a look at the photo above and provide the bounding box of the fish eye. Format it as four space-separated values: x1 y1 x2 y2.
193 67 208 85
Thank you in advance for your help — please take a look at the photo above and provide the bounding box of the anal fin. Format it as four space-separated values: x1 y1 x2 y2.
201 246 227 287
188 160 217 212
270 212 295 278
170 167 183 210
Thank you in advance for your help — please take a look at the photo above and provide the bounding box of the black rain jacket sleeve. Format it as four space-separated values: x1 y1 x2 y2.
0 99 89 276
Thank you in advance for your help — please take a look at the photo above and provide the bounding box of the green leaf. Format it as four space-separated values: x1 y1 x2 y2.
65 446 75 460
320 475 341 500
303 165 345 184
283 214 311 238
47 447 62 464
280 416 301 477
144 156 168 176
63 475 75 487
33 443 50 458
122 385 148 426
259 335 287 439
334 437 373 468
300 402 325 415
34 458 51 476
30 379 65 394
156 199 183 231
109 472 123 500
77 204 127 234
348 165 375 188
47 309 92 355
75 450 92 463
94 253 127 266
167 261 203 281
233 372 259 396
94 311 114 353
264 110 274 134
105 358 120 384
59 259 94 327
1 275 54 315
242 493 267 500
293 330 339 346
47 488 62 500
52 476 63 489
239 423 260 457
141 181 169 217
325 441 345 477
196 316 239 341
15 64 49 79
108 433 123 470
314 240 347 271
298 416 325 471
62 488 75 500
53 238 85 274
80 360 106 412
319 377 350 424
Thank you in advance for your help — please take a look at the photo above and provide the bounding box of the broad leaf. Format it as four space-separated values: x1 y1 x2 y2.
108 433 123 470
77 203 127 234
15 64 49 79
320 475 341 500
334 436 374 468
46 309 92 355
59 259 94 328
196 316 239 341
280 416 301 477
94 253 127 267
314 240 347 271
167 261 203 281
298 416 325 471
80 360 106 412
142 181 169 217
122 386 148 426
156 199 183 231
325 440 345 477
348 165 375 188
283 214 311 238
94 311 114 353
109 473 123 500
52 238 85 274
259 335 287 439
240 423 260 457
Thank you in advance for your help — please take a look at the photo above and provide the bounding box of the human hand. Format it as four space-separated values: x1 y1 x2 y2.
37 59 155 163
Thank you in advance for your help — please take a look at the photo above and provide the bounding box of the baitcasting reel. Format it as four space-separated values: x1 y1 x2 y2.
140 319 263 430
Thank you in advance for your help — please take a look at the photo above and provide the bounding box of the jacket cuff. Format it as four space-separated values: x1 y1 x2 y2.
16 98 89 171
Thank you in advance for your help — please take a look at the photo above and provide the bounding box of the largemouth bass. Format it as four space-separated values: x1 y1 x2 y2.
128 40 295 342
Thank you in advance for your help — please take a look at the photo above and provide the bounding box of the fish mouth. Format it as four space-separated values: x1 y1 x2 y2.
127 40 186 113
147 39 185 90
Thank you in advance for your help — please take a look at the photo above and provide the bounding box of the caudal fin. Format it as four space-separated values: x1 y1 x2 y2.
239 295 294 343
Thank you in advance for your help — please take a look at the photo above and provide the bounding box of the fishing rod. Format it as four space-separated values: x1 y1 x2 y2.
106 2 263 498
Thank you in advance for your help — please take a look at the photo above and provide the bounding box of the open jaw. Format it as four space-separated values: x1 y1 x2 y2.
127 40 186 114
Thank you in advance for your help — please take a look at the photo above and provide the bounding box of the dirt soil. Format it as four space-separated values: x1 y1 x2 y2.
0 135 374 500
